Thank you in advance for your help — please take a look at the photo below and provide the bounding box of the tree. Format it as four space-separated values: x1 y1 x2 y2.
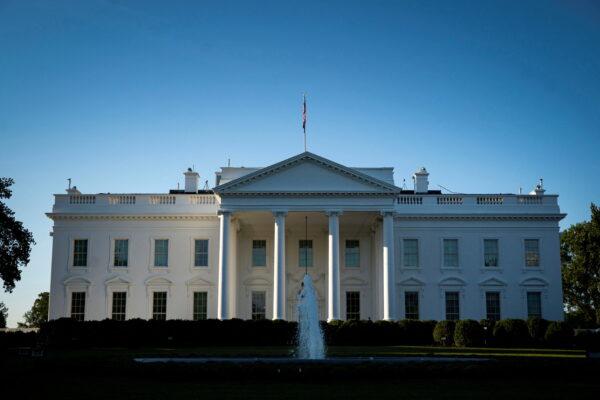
0 178 35 292
0 302 7 328
21 292 49 327
561 203 600 325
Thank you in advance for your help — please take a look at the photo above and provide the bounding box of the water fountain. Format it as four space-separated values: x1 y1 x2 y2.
296 274 326 359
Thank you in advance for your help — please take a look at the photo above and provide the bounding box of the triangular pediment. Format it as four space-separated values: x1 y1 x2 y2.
399 277 426 286
479 277 507 286
214 152 400 195
438 276 467 286
519 277 548 286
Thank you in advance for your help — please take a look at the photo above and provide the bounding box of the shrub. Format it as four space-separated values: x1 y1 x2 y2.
479 319 496 346
574 329 600 351
433 320 455 346
493 319 529 346
454 320 483 347
544 321 573 347
527 317 549 343
398 319 436 345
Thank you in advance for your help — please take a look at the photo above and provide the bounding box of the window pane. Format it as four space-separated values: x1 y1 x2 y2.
114 239 129 267
251 291 266 320
152 291 167 320
194 239 209 267
527 292 542 318
525 239 540 267
252 240 266 267
111 292 127 321
73 239 88 267
193 291 208 320
485 291 500 321
484 239 499 267
346 291 360 320
445 291 460 320
71 292 86 321
403 239 419 268
404 291 419 320
154 239 169 267
443 239 459 267
299 240 313 268
345 240 360 268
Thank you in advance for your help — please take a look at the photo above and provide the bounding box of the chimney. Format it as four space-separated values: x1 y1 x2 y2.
66 185 81 195
184 168 200 193
529 178 545 196
413 167 429 193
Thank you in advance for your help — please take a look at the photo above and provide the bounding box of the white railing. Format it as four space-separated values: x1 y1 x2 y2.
189 195 216 205
437 195 463 205
397 196 423 205
69 195 96 204
108 195 136 205
477 196 504 205
149 195 176 205
517 195 543 205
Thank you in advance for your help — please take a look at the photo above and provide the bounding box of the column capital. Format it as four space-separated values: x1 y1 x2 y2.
217 210 232 216
325 210 343 217
272 210 288 218
380 210 396 218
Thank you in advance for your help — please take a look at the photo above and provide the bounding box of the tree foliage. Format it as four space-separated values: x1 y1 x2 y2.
22 292 49 327
0 178 35 292
0 302 7 328
561 203 600 325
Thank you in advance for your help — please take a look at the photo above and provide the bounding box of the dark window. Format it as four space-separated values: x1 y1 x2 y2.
111 291 127 320
485 291 500 321
251 291 266 320
114 239 128 267
193 292 208 320
404 291 419 320
252 240 267 267
152 291 167 320
345 240 360 268
346 291 360 320
194 239 209 267
73 239 88 267
154 239 169 267
71 292 86 321
299 240 313 268
445 291 460 320
527 292 542 318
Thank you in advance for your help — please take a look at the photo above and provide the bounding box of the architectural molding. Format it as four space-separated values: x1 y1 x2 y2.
46 213 218 221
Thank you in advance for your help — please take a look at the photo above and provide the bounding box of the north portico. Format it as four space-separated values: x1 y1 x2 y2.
213 152 401 321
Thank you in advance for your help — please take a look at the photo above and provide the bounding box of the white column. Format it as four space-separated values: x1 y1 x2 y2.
382 211 396 320
327 211 341 321
217 211 231 320
273 211 287 320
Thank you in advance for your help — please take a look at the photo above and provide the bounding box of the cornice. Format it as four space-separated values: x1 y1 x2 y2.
394 214 566 221
46 213 218 221
219 191 397 197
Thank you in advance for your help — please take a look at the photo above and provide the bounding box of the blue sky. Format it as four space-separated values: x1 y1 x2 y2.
1 0 599 326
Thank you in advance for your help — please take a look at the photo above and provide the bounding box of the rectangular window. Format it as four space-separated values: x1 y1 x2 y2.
193 291 208 320
73 239 88 267
194 239 209 267
154 239 169 267
252 240 267 267
525 239 540 267
152 291 167 320
445 291 460 320
485 291 501 321
527 292 542 318
251 291 266 320
70 292 86 321
114 239 129 267
483 239 499 267
443 239 459 268
346 291 360 320
111 291 127 321
299 240 313 268
345 240 360 268
403 239 419 268
404 291 420 320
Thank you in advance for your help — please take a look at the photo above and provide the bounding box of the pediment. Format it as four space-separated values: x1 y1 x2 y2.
399 277 426 286
478 277 507 286
519 277 548 286
243 277 271 286
214 152 400 195
186 276 214 287
341 276 368 286
438 276 467 286
63 276 92 286
105 275 132 286
144 276 173 286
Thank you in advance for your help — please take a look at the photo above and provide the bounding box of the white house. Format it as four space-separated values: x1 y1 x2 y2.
47 152 565 322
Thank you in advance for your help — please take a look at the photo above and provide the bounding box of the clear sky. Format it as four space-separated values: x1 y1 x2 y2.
1 0 599 327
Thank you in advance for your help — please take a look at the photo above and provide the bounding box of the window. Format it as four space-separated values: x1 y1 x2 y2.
445 291 460 320
485 291 501 321
443 239 459 268
403 239 419 268
194 239 209 267
404 291 419 320
346 291 360 320
193 291 208 320
111 291 127 321
252 240 267 267
73 239 88 267
484 239 499 267
527 292 542 318
345 240 360 268
525 239 540 267
114 239 129 267
299 240 313 268
152 291 167 320
154 239 169 267
251 291 266 320
70 292 86 321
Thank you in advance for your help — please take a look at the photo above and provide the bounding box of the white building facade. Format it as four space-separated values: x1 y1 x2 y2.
47 152 565 322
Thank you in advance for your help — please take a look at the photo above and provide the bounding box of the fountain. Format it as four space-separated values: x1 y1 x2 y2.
296 274 326 359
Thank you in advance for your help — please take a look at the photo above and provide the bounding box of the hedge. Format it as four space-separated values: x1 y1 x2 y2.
544 321 573 347
433 320 455 346
492 319 530 347
454 320 483 347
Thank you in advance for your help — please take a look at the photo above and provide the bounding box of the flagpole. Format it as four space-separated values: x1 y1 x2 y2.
302 93 307 152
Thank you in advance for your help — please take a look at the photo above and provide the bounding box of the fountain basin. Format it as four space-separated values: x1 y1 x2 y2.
134 356 490 364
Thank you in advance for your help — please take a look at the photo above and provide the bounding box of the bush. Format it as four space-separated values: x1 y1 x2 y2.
527 317 549 343
544 321 573 347
398 319 436 345
454 320 483 347
493 319 529 346
574 329 600 351
433 320 455 346
479 319 496 346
